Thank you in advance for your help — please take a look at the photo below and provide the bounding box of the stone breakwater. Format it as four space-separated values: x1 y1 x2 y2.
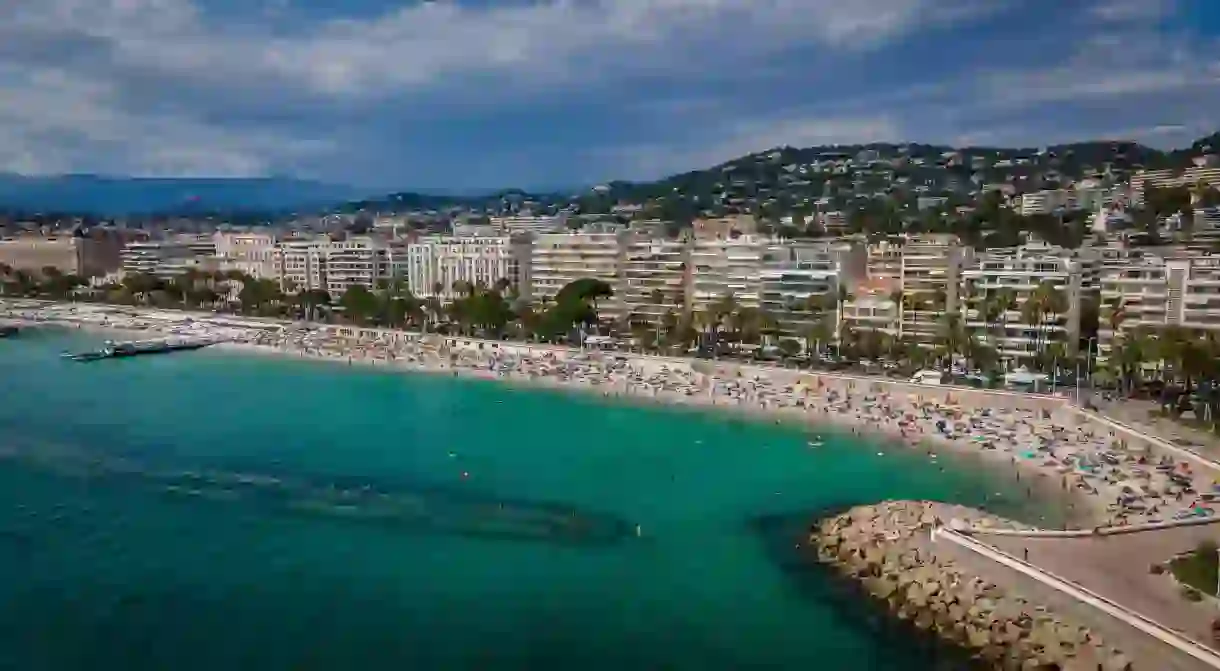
813 501 1134 670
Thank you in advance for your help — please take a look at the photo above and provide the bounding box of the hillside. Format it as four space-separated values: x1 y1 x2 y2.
2 132 1216 221
335 133 1218 225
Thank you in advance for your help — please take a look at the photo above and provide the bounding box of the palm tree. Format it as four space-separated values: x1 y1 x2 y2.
887 289 904 338
710 293 737 354
1020 281 1067 368
649 288 666 350
935 311 969 367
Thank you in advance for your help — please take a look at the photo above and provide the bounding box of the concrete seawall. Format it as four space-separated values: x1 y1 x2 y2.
933 528 1218 671
812 501 1144 669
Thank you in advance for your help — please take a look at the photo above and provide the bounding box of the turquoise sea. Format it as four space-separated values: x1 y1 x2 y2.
0 329 1044 670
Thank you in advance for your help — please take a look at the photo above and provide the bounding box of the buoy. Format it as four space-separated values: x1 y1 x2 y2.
461 471 469 479
448 451 457 458
635 524 642 537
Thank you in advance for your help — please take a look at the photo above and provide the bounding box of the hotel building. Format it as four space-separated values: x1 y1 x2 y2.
405 236 522 300
529 232 623 317
618 234 690 324
899 234 969 348
959 243 1086 361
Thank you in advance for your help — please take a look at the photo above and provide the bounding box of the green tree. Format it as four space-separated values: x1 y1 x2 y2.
339 285 380 324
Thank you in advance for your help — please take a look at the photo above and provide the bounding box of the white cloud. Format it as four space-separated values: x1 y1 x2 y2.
4 0 1000 98
0 66 332 177
0 0 1000 179
1088 0 1177 22
976 28 1220 107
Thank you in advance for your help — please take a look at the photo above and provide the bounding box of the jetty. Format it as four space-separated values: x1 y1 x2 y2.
65 337 216 362
812 501 1220 670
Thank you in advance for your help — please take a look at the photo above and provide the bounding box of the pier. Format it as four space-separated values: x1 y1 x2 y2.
65 337 217 362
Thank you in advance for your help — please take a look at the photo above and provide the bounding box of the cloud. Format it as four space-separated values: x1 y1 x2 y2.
974 27 1220 108
0 0 1214 187
0 0 1002 182
0 65 333 177
4 0 993 100
1087 0 1177 22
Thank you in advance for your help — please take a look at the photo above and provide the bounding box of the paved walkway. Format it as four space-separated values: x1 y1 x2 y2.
977 523 1220 648
1094 398 1220 463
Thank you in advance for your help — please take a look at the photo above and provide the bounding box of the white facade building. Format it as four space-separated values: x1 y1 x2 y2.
759 264 840 342
1019 189 1073 216
120 240 200 279
213 232 279 280
406 236 520 300
619 234 689 324
1100 255 1220 359
529 232 622 316
490 215 566 235
688 235 782 313
900 235 968 347
960 244 1085 360
322 237 390 296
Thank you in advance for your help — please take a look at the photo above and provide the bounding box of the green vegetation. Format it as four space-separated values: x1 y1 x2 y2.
1169 540 1219 597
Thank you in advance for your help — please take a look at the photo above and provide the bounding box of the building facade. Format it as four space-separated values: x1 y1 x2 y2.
406 236 521 300
529 232 623 316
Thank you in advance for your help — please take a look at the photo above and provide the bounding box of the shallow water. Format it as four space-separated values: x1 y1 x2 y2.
0 329 1046 670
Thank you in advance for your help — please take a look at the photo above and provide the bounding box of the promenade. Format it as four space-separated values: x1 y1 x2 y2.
972 521 1220 651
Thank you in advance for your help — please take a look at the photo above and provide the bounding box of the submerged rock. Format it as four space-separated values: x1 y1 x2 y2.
811 500 1134 670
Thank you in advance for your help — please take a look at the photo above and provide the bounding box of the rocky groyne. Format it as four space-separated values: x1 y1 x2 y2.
812 501 1134 670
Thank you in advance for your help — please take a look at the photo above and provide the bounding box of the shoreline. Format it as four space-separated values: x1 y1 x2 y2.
9 303 1198 667
186 335 1095 529
11 302 1209 531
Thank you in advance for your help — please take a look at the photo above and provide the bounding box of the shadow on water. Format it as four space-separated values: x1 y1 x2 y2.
0 441 633 548
749 507 985 671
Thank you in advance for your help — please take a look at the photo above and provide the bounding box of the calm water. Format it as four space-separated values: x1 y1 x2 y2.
0 329 1041 670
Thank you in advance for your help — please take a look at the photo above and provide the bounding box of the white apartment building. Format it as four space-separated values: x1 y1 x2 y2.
900 235 968 348
213 232 279 280
960 244 1085 361
619 234 689 324
490 215 566 235
1098 256 1171 360
839 275 901 339
278 240 327 293
120 240 201 279
1100 255 1220 359
687 235 783 313
866 239 904 281
759 264 840 342
1132 166 1220 200
1019 189 1074 216
406 236 521 300
323 237 390 296
530 232 622 317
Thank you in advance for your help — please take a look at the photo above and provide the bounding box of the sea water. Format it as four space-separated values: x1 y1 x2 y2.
0 329 1044 670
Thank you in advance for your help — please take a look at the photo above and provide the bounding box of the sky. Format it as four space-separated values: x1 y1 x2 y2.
1 0 1219 192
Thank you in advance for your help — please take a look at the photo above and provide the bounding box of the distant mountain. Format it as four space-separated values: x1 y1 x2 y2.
0 174 368 215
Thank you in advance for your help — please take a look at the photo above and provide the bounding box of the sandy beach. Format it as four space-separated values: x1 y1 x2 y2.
8 299 1219 531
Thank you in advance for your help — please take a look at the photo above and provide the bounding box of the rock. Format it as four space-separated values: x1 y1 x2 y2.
809 501 1124 671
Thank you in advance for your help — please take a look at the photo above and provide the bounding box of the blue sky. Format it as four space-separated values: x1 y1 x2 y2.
2 0 1218 192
